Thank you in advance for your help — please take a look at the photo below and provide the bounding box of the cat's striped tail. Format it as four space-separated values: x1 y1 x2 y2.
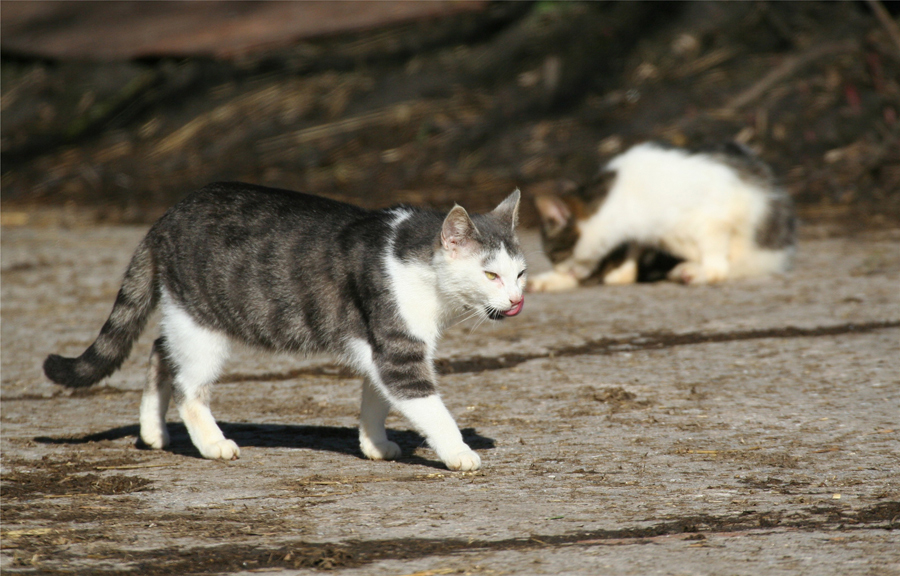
43 237 158 388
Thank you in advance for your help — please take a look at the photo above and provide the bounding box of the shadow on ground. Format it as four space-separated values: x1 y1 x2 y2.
34 423 495 467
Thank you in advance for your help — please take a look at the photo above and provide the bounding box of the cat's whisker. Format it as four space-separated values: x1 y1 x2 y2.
469 310 492 333
448 309 481 329
462 311 487 330
459 308 481 327
464 309 484 324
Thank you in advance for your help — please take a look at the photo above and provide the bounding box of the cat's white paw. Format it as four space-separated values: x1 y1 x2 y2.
199 439 241 460
442 448 481 471
139 427 170 450
527 271 579 292
701 262 729 283
669 262 727 284
360 439 402 461
669 262 709 284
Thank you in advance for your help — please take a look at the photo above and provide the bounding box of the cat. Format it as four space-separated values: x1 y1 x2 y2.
528 142 796 291
43 182 527 471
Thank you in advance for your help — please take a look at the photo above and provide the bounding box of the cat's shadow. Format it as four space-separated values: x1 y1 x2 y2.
34 423 495 470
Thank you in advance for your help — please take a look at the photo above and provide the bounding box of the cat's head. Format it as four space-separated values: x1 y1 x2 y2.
533 171 615 266
438 190 526 321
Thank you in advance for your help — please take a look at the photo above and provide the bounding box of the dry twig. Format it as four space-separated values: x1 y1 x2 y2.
866 0 900 56
723 40 858 112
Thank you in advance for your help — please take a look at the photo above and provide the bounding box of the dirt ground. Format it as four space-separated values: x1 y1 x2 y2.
1 223 898 575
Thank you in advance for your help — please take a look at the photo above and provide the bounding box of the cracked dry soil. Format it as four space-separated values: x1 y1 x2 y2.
2 225 899 575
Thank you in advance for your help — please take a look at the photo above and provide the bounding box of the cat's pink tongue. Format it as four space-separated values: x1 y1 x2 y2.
503 299 524 316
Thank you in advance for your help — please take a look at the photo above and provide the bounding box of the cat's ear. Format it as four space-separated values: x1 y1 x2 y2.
441 205 478 258
534 195 572 234
491 188 521 232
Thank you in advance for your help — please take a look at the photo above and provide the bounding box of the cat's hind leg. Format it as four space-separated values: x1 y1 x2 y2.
139 337 174 449
668 229 731 284
668 257 729 284
358 377 401 461
161 296 238 460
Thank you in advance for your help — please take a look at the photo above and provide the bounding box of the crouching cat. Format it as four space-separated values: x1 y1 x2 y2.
529 143 796 291
44 183 527 471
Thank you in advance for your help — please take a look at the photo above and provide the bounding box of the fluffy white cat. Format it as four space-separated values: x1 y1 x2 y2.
529 143 796 291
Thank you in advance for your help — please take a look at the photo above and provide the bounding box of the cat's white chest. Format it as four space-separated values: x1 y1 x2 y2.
384 254 442 351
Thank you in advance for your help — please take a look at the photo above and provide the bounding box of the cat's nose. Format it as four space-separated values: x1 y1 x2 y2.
509 294 523 305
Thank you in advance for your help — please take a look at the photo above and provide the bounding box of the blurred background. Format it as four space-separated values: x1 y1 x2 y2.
2 1 898 229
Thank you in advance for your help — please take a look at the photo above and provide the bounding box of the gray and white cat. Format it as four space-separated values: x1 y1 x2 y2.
44 183 527 471
529 142 796 291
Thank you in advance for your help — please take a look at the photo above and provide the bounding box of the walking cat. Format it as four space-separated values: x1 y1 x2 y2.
529 142 796 291
44 183 527 471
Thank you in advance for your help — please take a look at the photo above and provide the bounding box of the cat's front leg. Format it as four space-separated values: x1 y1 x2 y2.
602 243 642 285
394 395 481 471
528 249 600 292
350 337 480 471
359 377 402 461
527 270 579 292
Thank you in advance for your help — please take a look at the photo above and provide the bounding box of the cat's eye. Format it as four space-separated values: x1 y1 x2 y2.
517 270 526 279
484 271 498 281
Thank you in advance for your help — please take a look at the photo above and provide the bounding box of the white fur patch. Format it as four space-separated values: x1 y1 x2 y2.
345 337 378 376
383 209 443 350
159 289 231 390
384 254 442 351
388 208 413 227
